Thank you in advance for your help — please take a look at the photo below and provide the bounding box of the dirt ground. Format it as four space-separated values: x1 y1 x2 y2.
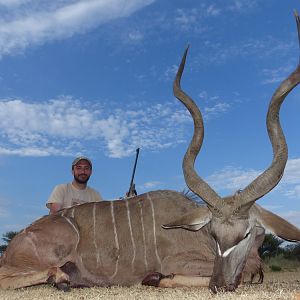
0 270 299 300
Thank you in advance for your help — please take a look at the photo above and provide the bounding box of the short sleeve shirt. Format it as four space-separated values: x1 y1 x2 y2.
46 183 103 210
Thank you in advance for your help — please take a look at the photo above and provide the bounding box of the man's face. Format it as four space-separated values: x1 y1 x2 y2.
72 160 92 184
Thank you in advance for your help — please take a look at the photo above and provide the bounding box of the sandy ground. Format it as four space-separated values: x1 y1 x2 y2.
0 270 299 300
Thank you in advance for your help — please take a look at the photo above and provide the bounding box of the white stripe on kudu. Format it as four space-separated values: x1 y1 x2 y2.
63 216 80 251
109 201 120 279
147 193 162 271
93 203 100 266
25 232 40 263
125 199 137 271
139 200 148 270
70 207 75 218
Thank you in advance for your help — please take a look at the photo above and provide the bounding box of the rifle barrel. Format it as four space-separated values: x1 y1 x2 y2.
128 148 140 194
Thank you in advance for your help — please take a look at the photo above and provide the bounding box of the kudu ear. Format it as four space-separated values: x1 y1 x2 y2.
162 206 212 231
253 204 300 242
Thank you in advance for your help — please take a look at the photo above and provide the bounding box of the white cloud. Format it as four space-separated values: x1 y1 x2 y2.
175 9 197 30
198 91 208 99
0 207 8 218
143 181 162 188
206 158 300 199
0 146 69 157
3 224 24 232
204 102 231 120
283 185 300 199
163 64 178 81
0 97 191 158
0 95 231 159
228 0 258 12
127 29 144 42
175 3 221 32
281 158 300 184
0 196 13 214
206 4 221 16
174 4 220 32
0 0 29 7
261 65 294 85
196 37 296 67
138 181 163 191
277 158 300 199
0 0 155 57
206 166 261 194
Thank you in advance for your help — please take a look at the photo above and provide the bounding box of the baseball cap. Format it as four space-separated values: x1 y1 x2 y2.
72 156 92 169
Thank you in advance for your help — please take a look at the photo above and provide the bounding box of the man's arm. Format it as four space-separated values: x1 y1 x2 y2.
46 185 65 214
48 202 63 214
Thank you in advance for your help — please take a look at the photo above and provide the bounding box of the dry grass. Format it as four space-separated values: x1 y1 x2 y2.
0 270 299 300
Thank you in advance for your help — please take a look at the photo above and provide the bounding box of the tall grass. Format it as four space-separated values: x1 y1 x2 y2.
264 255 300 272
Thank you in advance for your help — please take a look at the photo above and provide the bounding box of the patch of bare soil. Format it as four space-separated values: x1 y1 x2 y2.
0 270 299 300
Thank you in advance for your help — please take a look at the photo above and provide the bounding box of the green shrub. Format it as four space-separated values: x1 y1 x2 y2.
264 253 300 271
269 265 282 272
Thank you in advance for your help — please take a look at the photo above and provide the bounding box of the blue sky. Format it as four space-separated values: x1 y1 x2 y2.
0 0 300 239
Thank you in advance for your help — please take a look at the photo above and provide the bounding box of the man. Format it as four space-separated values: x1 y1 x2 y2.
46 156 103 214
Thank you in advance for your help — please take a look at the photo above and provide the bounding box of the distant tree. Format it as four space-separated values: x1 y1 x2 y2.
291 243 300 260
260 234 284 259
284 243 300 261
2 231 19 244
0 245 6 255
0 231 19 255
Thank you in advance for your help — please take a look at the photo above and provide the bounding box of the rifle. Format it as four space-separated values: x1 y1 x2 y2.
126 148 140 198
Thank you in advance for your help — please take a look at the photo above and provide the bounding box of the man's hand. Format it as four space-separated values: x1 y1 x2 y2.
48 203 62 214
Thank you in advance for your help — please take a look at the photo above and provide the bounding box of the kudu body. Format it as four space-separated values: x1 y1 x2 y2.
0 193 296 291
1 13 300 292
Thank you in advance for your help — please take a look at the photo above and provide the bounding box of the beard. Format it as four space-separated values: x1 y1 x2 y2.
74 173 90 184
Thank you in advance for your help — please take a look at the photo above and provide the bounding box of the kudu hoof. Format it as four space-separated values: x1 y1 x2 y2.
56 281 71 292
142 272 174 287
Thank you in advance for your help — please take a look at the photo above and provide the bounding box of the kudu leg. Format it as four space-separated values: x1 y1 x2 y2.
0 265 71 290
142 272 210 288
0 267 50 289
47 267 71 291
159 274 210 288
0 214 79 290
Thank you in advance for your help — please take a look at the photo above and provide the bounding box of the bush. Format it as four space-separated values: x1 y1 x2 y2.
0 231 19 255
0 245 6 255
260 234 284 259
283 243 300 261
264 254 300 271
269 265 282 272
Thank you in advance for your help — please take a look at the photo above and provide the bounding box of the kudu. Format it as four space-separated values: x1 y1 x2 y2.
1 13 300 293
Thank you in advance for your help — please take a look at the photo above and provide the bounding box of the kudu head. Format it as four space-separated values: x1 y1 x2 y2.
163 12 300 292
